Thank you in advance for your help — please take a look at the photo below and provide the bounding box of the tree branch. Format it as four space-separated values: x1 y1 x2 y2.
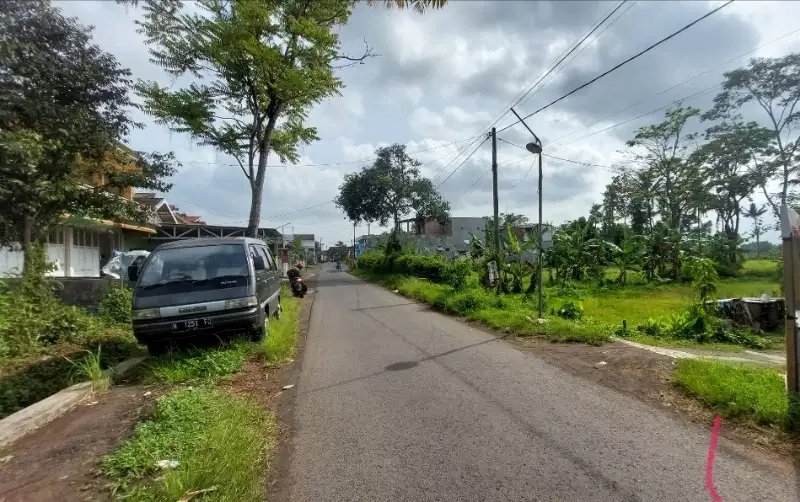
334 38 378 69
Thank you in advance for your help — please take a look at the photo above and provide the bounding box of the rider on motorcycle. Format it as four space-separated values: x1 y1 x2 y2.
287 261 308 294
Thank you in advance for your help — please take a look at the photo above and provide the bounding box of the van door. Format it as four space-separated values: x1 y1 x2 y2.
248 244 269 313
256 245 280 314
260 246 281 311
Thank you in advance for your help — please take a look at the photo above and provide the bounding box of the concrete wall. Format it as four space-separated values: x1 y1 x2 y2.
4 277 131 311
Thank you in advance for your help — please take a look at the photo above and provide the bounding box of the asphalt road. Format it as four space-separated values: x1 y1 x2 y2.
285 266 798 502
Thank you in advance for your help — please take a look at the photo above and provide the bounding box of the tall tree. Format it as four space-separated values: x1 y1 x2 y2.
0 0 176 269
335 144 450 233
690 121 773 259
625 105 704 232
703 54 800 221
128 0 370 237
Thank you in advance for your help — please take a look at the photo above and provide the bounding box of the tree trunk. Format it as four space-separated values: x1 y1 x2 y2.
21 215 34 276
247 104 283 238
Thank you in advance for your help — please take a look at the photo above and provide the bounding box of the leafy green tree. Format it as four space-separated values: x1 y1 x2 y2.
703 54 800 222
0 0 177 271
127 0 367 237
335 144 450 233
690 121 773 264
626 105 704 232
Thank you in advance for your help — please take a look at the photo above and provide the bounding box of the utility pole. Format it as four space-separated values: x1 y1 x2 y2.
781 205 800 429
491 127 500 256
537 150 543 318
510 107 544 318
353 222 357 264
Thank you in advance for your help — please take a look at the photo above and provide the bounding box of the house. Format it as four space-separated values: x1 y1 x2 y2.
282 233 316 264
395 216 486 258
0 169 158 278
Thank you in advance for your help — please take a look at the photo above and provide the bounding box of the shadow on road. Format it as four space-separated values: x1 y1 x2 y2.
384 361 419 372
298 332 511 397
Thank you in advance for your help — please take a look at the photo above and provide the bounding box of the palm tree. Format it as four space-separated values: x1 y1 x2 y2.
743 201 767 258
366 0 448 14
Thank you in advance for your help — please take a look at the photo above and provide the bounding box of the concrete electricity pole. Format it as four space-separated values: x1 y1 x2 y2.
491 127 500 256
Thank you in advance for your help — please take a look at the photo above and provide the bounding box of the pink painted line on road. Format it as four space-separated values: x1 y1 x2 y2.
705 415 723 502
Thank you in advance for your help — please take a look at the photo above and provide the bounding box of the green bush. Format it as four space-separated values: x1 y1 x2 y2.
444 289 491 316
99 285 133 325
357 250 388 273
555 300 583 320
442 259 472 290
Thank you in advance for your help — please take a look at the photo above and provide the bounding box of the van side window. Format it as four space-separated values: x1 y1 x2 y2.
261 246 277 270
256 246 273 271
248 245 264 271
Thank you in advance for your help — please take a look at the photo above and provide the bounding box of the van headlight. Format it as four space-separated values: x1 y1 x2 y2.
225 296 258 310
132 308 160 321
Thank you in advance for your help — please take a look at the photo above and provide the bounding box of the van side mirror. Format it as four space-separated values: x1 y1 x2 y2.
253 255 266 271
127 264 139 281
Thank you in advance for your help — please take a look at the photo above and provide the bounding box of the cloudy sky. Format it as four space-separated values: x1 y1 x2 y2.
58 0 800 246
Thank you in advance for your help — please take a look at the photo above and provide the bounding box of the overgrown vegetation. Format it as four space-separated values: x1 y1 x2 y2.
103 388 274 501
674 359 789 428
0 252 139 418
102 286 304 500
356 245 779 350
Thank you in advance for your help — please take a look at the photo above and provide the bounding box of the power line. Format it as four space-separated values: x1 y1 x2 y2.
426 3 632 189
545 25 800 151
182 135 480 169
436 135 490 188
549 83 723 152
508 1 629 115
497 0 734 134
497 137 620 170
517 1 637 114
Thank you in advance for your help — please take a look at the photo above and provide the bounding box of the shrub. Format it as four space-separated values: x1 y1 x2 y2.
444 289 491 316
99 285 133 325
555 300 583 320
442 260 472 290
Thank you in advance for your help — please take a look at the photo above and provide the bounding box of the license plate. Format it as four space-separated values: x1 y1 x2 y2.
172 318 213 332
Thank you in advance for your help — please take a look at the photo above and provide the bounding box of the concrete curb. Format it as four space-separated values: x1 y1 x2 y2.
0 354 148 449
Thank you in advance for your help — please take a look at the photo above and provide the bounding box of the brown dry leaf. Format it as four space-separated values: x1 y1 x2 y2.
177 486 218 502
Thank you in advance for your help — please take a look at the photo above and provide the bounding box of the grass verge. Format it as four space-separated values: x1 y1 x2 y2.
673 359 788 427
102 286 304 500
103 388 274 501
138 288 302 385
352 270 611 345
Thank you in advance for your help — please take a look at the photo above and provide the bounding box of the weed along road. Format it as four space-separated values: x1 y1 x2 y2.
283 266 797 502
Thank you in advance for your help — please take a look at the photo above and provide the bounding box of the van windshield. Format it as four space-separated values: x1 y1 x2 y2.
138 244 249 288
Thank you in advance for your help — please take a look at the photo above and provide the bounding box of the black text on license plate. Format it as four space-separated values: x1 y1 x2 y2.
172 318 213 332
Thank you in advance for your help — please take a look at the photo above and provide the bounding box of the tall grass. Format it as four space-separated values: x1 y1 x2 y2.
103 388 274 501
674 359 788 427
66 345 110 392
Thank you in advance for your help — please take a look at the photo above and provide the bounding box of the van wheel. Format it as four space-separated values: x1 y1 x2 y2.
275 302 282 320
250 313 267 342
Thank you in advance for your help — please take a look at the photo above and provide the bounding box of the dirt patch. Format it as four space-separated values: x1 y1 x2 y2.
0 383 160 502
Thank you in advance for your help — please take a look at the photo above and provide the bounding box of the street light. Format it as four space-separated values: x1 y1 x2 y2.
511 108 544 319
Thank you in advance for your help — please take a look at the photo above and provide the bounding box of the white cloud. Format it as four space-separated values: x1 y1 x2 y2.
54 0 800 246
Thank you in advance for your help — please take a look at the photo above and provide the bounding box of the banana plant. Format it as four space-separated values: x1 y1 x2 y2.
502 223 538 293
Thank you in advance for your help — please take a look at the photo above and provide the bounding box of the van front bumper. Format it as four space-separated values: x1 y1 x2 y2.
132 307 260 344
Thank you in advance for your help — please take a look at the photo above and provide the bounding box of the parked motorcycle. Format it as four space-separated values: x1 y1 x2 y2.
291 276 307 298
